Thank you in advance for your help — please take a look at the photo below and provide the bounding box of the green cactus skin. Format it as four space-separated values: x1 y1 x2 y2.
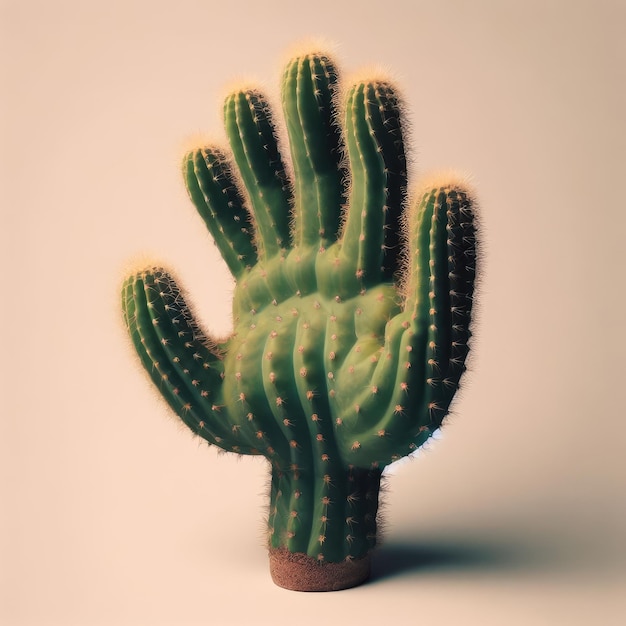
122 49 477 586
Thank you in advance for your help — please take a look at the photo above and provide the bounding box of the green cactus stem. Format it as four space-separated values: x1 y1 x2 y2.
122 48 478 591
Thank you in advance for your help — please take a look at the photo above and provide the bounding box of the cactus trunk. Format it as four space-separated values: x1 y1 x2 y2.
268 466 381 590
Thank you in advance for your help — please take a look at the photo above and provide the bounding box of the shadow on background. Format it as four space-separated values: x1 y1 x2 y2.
369 538 547 583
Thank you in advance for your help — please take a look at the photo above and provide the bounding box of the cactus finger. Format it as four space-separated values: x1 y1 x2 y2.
281 52 345 249
339 80 407 289
224 89 292 260
389 180 477 444
123 269 262 454
183 147 257 277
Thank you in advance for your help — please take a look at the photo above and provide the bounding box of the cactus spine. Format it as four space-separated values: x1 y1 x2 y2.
122 48 477 591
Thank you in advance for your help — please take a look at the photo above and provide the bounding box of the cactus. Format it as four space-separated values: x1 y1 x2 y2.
122 49 478 591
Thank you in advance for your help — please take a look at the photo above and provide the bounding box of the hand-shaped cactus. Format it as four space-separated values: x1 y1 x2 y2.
122 49 477 591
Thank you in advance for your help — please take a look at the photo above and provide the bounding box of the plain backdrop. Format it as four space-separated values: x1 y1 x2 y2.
1 1 624 624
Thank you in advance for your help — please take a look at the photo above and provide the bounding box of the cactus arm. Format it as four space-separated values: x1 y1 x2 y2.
404 184 476 419
343 82 386 291
122 271 262 453
281 53 345 248
224 90 292 259
370 83 407 279
434 186 476 407
334 183 477 465
183 147 257 278
320 80 407 298
346 81 407 282
122 277 192 416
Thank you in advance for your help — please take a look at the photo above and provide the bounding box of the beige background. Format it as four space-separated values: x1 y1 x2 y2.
2 0 624 624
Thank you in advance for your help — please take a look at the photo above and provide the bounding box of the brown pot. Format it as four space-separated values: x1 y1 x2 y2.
269 547 371 592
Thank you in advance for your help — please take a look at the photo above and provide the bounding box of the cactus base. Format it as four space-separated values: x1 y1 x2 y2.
269 548 371 591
